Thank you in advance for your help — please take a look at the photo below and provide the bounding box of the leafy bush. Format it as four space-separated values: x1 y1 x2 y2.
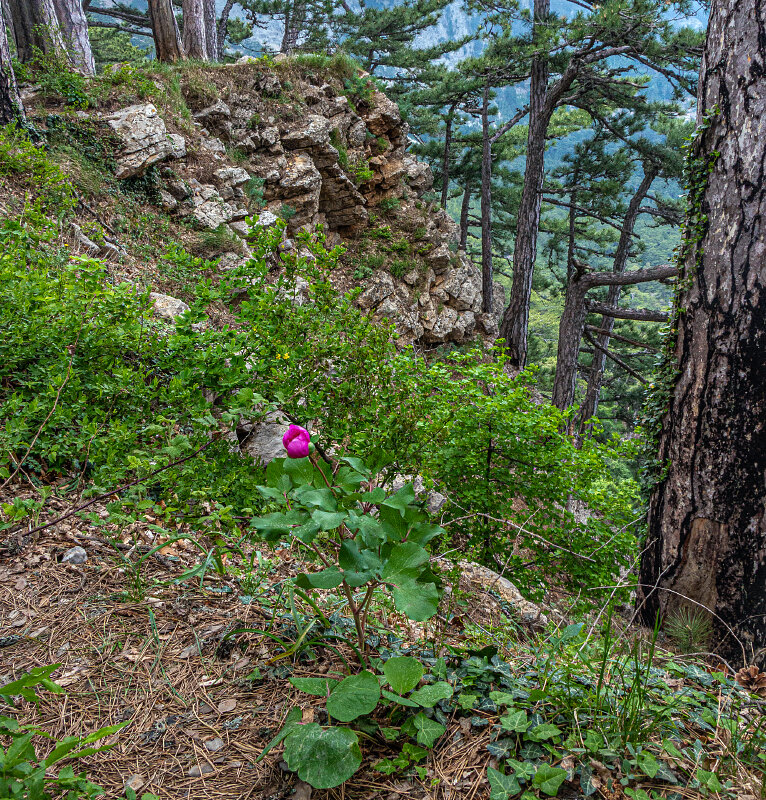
378 197 401 214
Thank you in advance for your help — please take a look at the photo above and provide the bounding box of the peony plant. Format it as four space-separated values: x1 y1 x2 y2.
250 432 444 662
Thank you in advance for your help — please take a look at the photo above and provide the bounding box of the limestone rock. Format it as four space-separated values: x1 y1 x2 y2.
149 292 190 322
214 166 251 187
104 104 173 179
357 271 395 310
167 133 186 159
190 185 233 229
427 244 453 274
364 92 401 136
241 411 291 464
442 265 482 312
193 100 231 123
281 115 332 151
62 546 87 565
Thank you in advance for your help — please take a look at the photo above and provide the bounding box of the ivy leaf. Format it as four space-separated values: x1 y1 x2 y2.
326 671 380 722
283 724 362 788
392 581 440 621
295 568 343 589
383 656 423 695
500 709 529 733
409 681 453 708
532 764 567 796
527 723 562 741
402 712 445 747
487 767 521 800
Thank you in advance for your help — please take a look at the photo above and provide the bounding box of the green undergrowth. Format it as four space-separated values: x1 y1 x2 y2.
263 618 766 796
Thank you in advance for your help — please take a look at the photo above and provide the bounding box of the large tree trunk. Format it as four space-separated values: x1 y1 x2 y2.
281 0 305 53
440 104 456 209
148 0 183 63
182 0 207 59
498 0 550 367
7 0 66 63
579 167 656 428
52 0 95 75
0 3 24 125
480 84 494 314
217 0 235 60
638 0 766 667
203 0 217 61
459 183 471 251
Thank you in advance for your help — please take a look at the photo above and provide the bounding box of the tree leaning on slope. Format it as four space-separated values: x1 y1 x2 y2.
638 0 766 666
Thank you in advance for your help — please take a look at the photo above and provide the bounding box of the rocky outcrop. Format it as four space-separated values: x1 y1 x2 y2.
104 104 178 179
102 63 503 347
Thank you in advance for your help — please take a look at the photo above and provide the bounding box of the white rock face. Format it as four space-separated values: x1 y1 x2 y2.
241 411 292 464
104 104 173 179
167 133 186 159
191 185 233 229
149 292 190 322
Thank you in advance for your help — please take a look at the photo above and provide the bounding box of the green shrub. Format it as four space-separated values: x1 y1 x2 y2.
350 156 373 185
245 176 265 207
0 125 75 215
353 252 385 279
378 197 401 214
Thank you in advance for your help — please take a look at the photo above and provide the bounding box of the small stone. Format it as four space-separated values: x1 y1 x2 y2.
124 774 145 792
61 546 87 565
204 737 225 752
217 698 237 713
188 763 215 777
254 210 279 228
167 133 186 159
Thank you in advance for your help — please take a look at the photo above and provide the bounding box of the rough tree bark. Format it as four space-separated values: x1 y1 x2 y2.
638 0 766 667
499 0 549 366
551 263 677 409
281 0 305 53
203 0 217 61
480 84 494 314
459 184 471 251
0 3 24 125
579 167 657 427
7 0 66 63
148 0 184 62
182 0 207 59
440 103 456 209
52 0 95 74
216 0 235 60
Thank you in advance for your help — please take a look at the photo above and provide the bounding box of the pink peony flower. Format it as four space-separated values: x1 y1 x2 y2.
283 424 310 458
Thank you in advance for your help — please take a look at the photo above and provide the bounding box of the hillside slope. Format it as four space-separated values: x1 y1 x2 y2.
9 55 503 347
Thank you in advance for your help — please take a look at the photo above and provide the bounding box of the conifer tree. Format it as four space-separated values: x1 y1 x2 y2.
0 3 24 125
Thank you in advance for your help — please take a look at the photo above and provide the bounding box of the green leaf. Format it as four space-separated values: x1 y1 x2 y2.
499 709 529 733
312 510 346 531
383 656 423 695
382 689 420 707
379 503 408 541
295 568 343 589
393 581 440 621
360 488 386 503
382 542 429 585
294 486 337 511
407 522 443 546
527 723 562 741
409 681 453 708
250 510 305 533
532 764 567 796
289 677 337 696
637 751 659 778
507 759 536 781
487 767 521 800
283 724 362 789
383 483 417 511
326 671 380 722
256 707 302 763
402 712 445 747
283 456 314 485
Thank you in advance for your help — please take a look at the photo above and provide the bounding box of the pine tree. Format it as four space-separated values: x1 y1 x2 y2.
0 2 24 125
